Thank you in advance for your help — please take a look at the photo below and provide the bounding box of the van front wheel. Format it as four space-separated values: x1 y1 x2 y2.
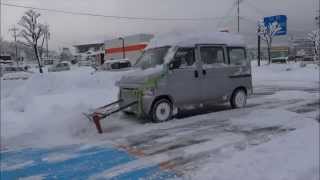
230 89 247 108
150 99 173 123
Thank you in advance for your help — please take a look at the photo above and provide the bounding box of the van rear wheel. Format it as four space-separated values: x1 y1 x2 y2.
230 89 247 108
150 99 173 123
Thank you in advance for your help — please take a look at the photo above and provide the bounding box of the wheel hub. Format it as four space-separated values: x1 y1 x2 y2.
156 102 171 122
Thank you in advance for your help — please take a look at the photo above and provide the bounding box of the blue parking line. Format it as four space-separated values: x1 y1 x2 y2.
110 166 176 180
1 144 176 180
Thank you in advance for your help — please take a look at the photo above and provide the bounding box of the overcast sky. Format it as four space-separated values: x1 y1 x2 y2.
1 0 319 51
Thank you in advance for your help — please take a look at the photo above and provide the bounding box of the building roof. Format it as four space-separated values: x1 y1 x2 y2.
146 32 246 49
73 43 104 53
104 34 154 47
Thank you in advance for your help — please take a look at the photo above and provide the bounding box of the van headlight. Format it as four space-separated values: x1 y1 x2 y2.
143 88 155 96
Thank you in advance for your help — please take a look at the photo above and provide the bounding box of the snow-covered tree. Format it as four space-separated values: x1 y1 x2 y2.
18 10 46 73
39 24 50 60
308 29 320 61
257 21 282 64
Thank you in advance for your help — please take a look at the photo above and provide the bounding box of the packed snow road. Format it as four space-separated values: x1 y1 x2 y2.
1 62 319 179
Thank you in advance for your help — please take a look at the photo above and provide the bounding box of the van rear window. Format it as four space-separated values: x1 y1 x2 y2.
228 47 247 65
200 46 225 64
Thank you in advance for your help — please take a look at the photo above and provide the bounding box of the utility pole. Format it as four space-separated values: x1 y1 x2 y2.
237 0 240 33
316 10 320 26
0 0 2 55
118 37 125 59
45 29 50 59
257 22 261 66
9 26 19 65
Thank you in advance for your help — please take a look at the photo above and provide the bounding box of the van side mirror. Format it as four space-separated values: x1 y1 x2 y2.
169 59 181 70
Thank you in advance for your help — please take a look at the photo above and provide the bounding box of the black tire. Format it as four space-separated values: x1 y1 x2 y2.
230 88 247 108
150 99 173 123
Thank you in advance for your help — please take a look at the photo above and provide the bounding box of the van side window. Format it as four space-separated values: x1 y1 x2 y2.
174 48 195 68
228 47 247 65
200 46 225 64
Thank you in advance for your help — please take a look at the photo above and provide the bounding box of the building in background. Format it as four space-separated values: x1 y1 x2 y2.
104 34 154 64
73 34 154 67
291 38 315 61
74 43 105 66
270 46 289 63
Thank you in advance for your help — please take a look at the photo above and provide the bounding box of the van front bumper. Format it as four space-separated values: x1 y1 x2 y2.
119 88 155 117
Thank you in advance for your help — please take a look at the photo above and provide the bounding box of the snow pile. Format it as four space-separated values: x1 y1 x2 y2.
252 62 319 88
1 71 33 81
1 67 129 148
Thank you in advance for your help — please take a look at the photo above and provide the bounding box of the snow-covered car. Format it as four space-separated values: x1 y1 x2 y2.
0 66 32 80
271 51 288 63
78 60 92 67
117 32 252 123
1 66 24 75
0 55 14 65
102 59 132 71
302 56 314 61
48 62 71 72
271 57 288 63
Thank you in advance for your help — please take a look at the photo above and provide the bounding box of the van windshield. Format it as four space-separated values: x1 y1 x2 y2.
135 46 170 69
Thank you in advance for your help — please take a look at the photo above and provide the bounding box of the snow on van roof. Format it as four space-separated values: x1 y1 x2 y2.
146 32 246 49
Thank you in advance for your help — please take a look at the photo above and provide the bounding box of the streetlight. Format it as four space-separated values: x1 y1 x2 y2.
118 37 125 59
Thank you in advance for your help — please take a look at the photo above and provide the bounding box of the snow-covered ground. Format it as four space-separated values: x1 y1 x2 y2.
1 62 319 179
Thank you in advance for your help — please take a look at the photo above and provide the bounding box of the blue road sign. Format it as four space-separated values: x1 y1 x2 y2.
264 15 287 36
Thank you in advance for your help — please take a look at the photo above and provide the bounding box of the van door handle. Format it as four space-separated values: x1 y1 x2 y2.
202 69 207 76
194 70 199 78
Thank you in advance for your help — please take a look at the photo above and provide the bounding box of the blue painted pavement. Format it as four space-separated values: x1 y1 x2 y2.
0 144 175 180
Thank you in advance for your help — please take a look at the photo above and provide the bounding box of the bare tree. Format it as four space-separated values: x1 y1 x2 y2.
44 24 50 59
39 24 49 60
308 29 320 61
257 21 282 64
18 9 46 73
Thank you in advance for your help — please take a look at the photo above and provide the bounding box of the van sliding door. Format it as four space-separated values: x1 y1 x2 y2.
197 45 230 103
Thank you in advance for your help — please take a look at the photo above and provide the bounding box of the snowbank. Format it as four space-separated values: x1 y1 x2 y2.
1 72 33 81
252 61 319 88
1 67 129 148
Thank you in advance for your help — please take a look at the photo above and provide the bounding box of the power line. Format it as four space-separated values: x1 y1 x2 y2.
217 1 237 29
1 2 229 22
244 0 269 17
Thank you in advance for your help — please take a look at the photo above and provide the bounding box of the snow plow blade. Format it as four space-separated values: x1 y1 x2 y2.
83 100 138 134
